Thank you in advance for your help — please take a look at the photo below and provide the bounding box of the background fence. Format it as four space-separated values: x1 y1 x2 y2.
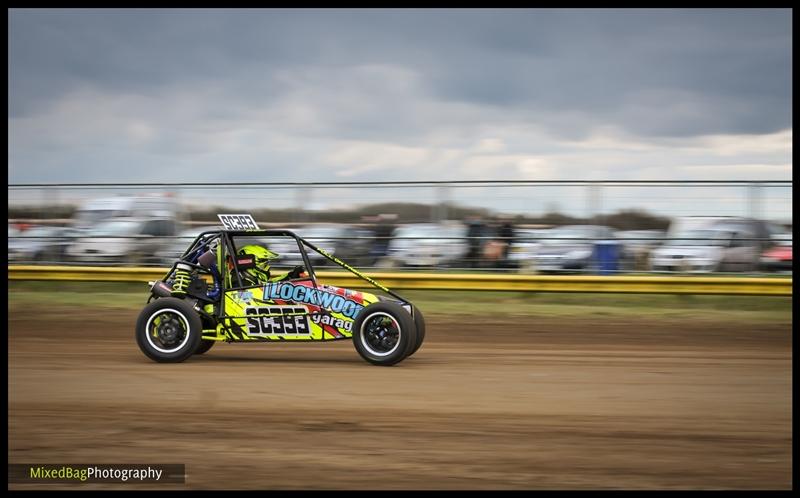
8 180 793 275
7 180 794 224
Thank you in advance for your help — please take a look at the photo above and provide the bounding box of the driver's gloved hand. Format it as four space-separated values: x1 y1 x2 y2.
287 265 305 279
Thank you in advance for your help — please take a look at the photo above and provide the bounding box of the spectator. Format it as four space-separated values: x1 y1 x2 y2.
482 220 504 268
498 217 515 267
465 215 485 268
370 213 397 263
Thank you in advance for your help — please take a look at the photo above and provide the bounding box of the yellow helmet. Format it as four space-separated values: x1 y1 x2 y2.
237 244 279 283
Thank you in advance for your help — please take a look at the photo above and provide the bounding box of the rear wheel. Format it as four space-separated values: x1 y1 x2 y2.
352 302 417 366
136 298 202 363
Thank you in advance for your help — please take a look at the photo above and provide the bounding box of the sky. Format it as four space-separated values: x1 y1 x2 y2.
7 9 793 219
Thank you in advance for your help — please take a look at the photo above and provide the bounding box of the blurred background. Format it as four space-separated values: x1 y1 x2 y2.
7 180 792 275
8 10 791 278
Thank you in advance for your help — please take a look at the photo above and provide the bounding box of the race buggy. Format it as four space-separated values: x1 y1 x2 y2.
135 215 425 366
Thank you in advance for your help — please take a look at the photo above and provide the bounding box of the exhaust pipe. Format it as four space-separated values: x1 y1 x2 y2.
150 280 173 298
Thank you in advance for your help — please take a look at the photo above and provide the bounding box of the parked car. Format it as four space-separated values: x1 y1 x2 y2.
760 245 792 273
266 224 376 268
8 225 80 264
72 194 186 229
709 218 775 253
615 229 667 271
507 228 549 272
532 225 616 273
665 216 774 251
665 216 737 240
155 225 220 266
66 217 181 265
387 223 469 268
760 233 792 272
650 227 761 273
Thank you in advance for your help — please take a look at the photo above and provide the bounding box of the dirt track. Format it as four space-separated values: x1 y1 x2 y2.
8 306 792 489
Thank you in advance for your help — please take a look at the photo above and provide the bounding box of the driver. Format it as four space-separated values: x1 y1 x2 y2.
231 244 305 287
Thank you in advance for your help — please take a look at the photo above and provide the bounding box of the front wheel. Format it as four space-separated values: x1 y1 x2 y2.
352 302 417 366
194 339 216 355
407 306 426 357
136 297 202 363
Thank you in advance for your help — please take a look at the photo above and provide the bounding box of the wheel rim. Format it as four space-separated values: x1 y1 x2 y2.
360 312 402 357
145 308 191 354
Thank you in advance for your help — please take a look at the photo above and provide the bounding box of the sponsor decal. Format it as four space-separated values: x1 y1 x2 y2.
311 313 353 332
238 290 254 302
245 306 310 335
262 282 364 319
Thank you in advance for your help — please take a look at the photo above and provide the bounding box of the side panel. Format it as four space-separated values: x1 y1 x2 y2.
222 280 380 341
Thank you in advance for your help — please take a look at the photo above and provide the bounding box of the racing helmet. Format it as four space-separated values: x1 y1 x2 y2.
237 244 280 283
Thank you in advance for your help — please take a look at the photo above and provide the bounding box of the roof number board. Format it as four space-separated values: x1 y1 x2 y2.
217 214 260 231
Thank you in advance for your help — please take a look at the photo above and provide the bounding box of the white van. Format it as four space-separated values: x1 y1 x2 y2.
652 216 770 272
66 216 182 265
665 216 733 239
72 195 186 229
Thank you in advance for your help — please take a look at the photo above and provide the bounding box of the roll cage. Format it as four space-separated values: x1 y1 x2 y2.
157 228 410 307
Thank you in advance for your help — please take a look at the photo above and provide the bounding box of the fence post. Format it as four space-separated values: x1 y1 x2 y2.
587 181 602 222
294 185 308 224
748 182 762 220
437 184 450 222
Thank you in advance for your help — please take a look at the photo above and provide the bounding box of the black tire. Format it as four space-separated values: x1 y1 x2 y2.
194 339 216 355
408 306 426 357
136 297 202 363
352 302 417 366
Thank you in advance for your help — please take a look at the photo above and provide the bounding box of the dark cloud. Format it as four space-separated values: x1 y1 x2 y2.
9 8 791 138
7 8 792 188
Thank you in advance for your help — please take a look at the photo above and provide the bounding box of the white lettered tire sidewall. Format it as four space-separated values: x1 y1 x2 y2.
136 297 203 363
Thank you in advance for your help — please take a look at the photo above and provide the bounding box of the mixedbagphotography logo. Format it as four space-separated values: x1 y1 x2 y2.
8 464 185 484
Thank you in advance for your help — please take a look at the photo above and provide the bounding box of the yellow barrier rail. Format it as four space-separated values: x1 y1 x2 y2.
7 265 792 296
